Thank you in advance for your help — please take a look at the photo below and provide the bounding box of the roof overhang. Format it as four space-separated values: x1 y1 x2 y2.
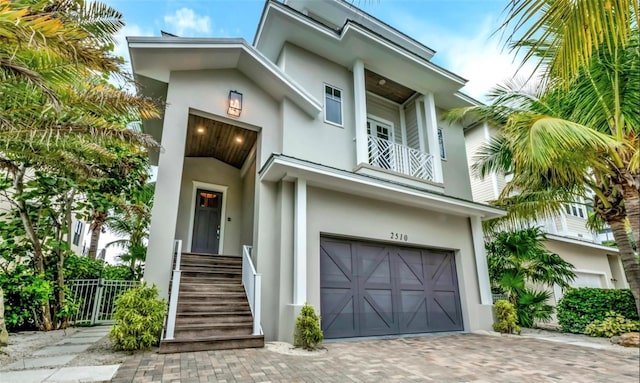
546 234 619 253
127 37 321 118
254 1 467 100
260 154 506 220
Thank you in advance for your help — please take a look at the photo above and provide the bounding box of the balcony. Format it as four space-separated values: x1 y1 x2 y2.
367 135 435 182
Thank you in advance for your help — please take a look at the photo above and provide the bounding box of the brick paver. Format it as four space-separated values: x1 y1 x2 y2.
111 334 640 383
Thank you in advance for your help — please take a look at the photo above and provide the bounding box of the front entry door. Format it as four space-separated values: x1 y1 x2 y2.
192 189 223 254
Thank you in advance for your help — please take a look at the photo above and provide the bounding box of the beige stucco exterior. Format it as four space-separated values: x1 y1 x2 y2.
135 0 503 343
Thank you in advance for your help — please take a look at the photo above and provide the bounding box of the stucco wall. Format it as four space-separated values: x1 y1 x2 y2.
437 109 473 200
280 43 357 170
146 68 283 297
257 182 493 342
175 157 244 255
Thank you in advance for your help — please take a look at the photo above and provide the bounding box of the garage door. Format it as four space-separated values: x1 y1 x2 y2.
320 237 463 338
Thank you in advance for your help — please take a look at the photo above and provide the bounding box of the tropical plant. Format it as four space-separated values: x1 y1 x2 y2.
110 283 165 351
0 0 159 330
448 0 640 314
493 299 520 334
294 303 324 350
486 227 575 327
105 182 154 279
584 311 640 337
557 288 638 334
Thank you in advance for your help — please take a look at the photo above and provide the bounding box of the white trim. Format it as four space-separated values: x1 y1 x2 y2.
240 143 257 179
399 105 407 146
546 233 619 252
293 178 307 305
323 83 344 127
260 155 506 219
415 99 426 152
366 114 395 142
353 60 368 165
365 90 401 106
254 4 465 86
187 181 229 254
470 216 492 305
423 93 443 183
128 38 322 118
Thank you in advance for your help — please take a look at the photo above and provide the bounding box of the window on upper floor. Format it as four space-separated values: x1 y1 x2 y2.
437 128 446 160
564 203 586 219
324 84 343 126
72 221 83 246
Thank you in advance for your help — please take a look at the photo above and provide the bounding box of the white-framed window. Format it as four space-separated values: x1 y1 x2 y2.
324 84 343 126
564 203 586 219
72 221 83 246
437 128 446 160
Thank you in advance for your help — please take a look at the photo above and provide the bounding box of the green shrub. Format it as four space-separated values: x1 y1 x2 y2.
109 283 165 351
584 311 640 337
294 303 323 350
63 255 134 281
493 300 520 334
557 288 638 334
0 265 53 331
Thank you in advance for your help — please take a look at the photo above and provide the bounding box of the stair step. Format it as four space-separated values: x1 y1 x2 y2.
159 335 264 354
179 283 244 292
179 291 246 298
174 322 253 337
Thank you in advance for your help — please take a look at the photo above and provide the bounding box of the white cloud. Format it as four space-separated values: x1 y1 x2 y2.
164 7 210 36
388 13 537 102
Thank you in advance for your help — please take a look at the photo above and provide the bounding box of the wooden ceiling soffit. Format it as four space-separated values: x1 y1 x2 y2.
365 69 416 104
185 114 257 169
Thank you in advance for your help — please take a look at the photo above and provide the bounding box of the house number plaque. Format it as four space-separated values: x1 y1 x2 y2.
390 232 408 241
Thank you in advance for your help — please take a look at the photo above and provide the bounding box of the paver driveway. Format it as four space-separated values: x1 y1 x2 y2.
111 334 639 383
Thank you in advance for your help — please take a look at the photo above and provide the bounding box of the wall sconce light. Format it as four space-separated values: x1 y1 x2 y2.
227 90 243 117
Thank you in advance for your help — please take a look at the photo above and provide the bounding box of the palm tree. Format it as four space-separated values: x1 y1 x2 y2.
105 183 154 279
449 2 640 315
486 227 576 327
0 0 159 330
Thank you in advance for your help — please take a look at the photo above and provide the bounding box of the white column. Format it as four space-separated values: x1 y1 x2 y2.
470 216 492 305
399 105 407 146
353 59 368 165
293 178 307 305
415 99 426 152
145 103 189 300
423 93 443 183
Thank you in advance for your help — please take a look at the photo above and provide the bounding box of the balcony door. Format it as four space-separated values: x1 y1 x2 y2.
367 117 394 169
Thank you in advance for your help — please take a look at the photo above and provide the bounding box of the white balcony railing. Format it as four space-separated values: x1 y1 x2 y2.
242 245 262 335
367 135 435 181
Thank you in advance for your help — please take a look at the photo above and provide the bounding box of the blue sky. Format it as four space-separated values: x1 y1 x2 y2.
107 0 529 100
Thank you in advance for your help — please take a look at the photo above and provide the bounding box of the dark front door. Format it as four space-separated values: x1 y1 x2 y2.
192 189 223 254
320 237 463 339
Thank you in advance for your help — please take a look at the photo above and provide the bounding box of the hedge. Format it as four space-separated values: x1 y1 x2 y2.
557 288 638 334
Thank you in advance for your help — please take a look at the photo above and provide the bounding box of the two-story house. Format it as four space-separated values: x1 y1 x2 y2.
464 123 628 308
130 0 504 353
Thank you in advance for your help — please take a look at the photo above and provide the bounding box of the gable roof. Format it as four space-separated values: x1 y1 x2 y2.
127 37 321 117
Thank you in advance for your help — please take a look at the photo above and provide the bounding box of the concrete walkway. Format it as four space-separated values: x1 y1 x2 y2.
0 326 119 383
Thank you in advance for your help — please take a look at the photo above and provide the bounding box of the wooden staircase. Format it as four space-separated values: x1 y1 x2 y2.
159 252 264 353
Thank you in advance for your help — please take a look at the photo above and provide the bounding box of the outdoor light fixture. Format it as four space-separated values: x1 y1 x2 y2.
227 90 243 117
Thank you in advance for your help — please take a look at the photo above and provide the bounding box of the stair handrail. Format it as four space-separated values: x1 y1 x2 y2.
164 239 182 340
242 245 262 335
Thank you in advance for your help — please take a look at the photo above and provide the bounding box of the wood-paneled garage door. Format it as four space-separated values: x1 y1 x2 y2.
320 237 463 338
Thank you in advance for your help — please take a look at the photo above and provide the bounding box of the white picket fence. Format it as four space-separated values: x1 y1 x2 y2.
67 279 139 324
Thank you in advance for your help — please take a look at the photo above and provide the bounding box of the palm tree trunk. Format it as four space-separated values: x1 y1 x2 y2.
609 218 640 316
87 211 104 260
622 183 639 247
13 165 53 331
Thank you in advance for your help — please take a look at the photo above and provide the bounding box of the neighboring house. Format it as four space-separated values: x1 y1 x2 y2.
130 0 505 352
464 123 629 308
